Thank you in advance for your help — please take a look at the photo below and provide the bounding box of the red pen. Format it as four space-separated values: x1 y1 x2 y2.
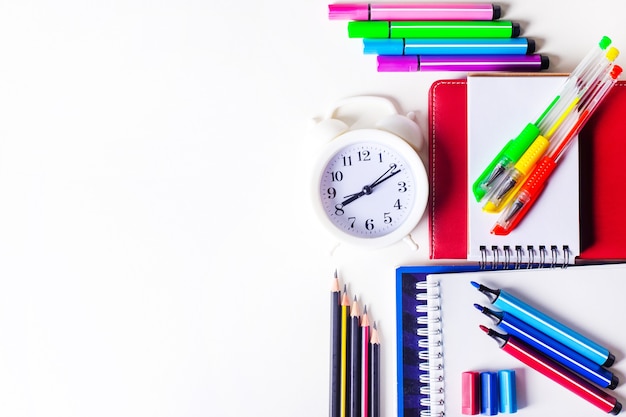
492 64 623 235
480 326 622 415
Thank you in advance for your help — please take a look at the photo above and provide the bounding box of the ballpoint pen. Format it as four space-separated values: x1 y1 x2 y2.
482 46 619 211
492 64 623 235
471 37 614 202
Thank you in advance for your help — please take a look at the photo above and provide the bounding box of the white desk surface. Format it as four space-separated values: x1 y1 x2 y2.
0 2 625 416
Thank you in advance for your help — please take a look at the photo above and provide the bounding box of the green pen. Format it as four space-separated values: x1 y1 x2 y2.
347 20 520 39
472 36 614 202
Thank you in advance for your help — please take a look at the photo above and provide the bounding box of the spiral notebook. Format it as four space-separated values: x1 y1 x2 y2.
396 263 626 417
428 77 626 264
467 75 580 265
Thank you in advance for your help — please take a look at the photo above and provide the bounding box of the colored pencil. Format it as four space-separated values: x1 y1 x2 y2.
370 323 380 417
361 306 371 417
340 286 351 417
330 272 341 417
349 297 362 417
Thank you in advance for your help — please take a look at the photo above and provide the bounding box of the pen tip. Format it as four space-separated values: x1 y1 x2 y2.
473 303 484 311
479 325 489 333
470 281 480 289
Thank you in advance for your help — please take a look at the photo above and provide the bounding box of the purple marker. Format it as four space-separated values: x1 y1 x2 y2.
329 3 501 21
377 54 549 72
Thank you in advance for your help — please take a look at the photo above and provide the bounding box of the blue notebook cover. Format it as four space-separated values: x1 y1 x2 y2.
396 265 483 417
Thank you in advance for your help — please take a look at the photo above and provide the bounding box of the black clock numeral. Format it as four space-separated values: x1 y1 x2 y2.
348 217 356 228
342 156 352 166
358 150 371 162
378 153 383 163
398 181 407 193
384 212 392 224
394 199 403 210
365 219 375 231
326 187 336 199
331 171 343 182
334 204 345 216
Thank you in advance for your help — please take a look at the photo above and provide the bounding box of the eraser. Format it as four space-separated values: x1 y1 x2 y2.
462 371 480 415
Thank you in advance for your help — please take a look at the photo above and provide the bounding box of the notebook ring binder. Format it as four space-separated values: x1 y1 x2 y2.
478 244 570 268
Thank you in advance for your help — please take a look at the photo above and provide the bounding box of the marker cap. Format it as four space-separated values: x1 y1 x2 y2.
480 371 499 416
377 55 419 72
363 39 404 55
498 370 518 413
462 371 480 415
328 3 370 20
348 21 389 38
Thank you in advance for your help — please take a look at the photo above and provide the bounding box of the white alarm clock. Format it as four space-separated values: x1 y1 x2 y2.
310 96 429 249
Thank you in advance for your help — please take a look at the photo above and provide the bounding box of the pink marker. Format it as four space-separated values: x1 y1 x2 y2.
328 3 501 21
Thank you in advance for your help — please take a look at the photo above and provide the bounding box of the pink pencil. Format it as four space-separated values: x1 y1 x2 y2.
361 307 371 417
329 3 500 21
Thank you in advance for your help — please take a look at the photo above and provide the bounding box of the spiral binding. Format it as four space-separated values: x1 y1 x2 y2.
414 279 445 417
478 244 571 269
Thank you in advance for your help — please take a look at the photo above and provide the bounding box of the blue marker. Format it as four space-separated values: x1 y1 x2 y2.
363 37 534 56
475 304 618 389
471 281 615 367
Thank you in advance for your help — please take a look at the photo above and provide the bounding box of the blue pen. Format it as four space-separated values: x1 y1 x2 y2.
471 281 615 367
363 37 534 56
475 304 618 389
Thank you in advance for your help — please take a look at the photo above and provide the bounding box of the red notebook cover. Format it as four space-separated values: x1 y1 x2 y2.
428 79 626 262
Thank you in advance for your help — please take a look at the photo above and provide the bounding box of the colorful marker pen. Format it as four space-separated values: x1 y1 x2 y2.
377 54 548 72
472 281 615 367
481 326 622 415
348 20 520 39
475 304 618 389
492 64 623 234
471 36 614 202
329 3 501 21
363 38 534 56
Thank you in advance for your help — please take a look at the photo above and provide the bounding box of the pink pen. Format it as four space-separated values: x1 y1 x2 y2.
328 3 501 21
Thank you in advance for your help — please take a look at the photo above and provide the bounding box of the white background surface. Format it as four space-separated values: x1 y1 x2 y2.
0 1 625 417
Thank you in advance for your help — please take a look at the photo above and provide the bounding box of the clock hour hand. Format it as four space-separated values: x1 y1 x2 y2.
339 190 366 208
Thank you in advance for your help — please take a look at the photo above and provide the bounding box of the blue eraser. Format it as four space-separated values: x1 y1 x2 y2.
499 370 518 413
481 371 499 415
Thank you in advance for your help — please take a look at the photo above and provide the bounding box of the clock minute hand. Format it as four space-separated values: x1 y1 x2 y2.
370 165 401 189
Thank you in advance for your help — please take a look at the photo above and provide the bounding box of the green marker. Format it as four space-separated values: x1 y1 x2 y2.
472 36 614 202
347 20 520 39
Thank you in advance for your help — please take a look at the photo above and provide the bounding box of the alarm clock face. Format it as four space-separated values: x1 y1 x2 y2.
313 129 428 247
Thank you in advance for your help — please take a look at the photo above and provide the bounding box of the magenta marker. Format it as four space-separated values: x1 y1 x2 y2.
329 3 501 21
377 54 549 72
